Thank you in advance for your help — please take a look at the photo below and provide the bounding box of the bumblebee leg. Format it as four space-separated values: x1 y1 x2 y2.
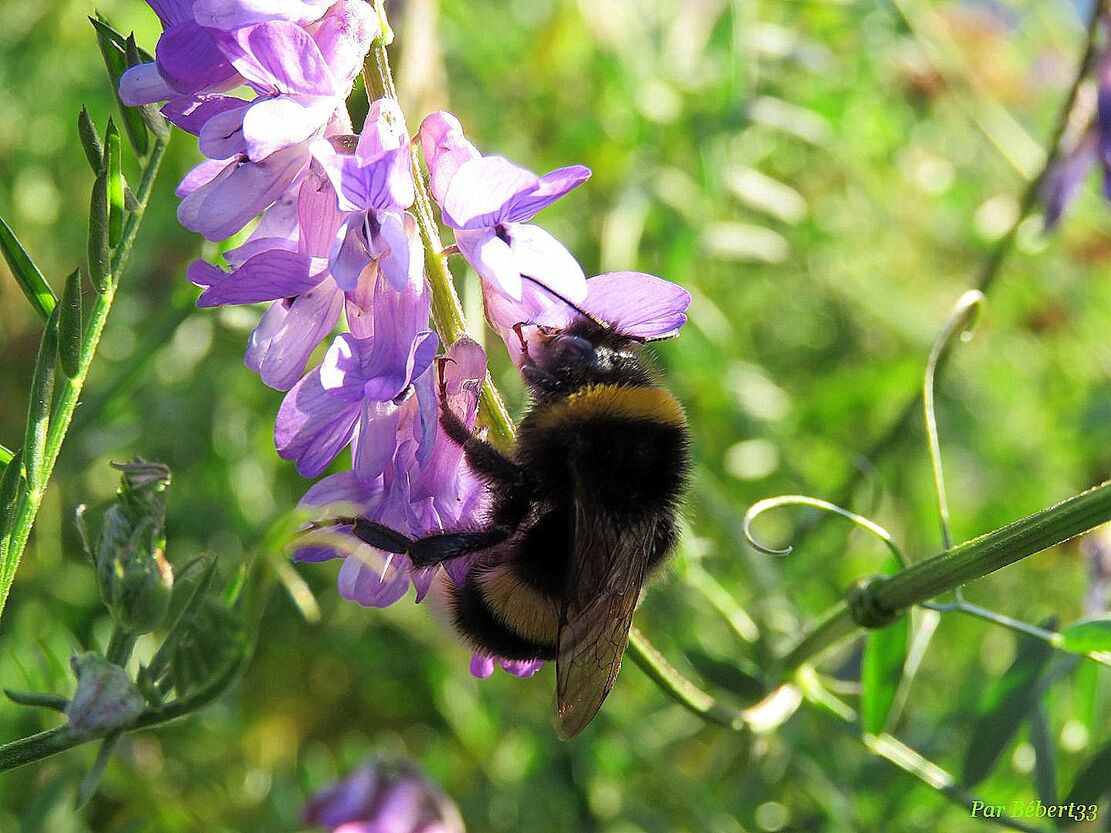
408 526 513 568
317 516 413 554
436 359 523 488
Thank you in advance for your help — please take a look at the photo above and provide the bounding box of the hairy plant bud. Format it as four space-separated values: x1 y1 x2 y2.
84 460 174 634
65 653 145 739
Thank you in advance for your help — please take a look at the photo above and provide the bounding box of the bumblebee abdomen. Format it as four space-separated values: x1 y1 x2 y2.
448 566 559 662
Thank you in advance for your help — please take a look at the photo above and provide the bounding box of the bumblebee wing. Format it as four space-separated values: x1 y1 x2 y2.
555 482 654 738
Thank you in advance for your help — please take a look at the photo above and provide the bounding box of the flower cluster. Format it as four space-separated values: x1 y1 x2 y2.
303 760 464 833
124 0 690 678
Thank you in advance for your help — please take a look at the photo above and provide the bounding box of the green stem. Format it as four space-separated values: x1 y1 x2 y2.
798 1 1105 544
361 30 515 449
0 136 168 623
779 480 1111 674
0 650 242 774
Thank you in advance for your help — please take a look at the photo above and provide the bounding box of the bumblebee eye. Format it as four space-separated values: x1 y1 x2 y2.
551 335 596 366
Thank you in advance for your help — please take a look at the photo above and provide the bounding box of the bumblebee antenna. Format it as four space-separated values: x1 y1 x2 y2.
520 274 612 331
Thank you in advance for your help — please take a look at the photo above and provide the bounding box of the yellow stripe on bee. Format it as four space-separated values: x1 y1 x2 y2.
536 384 686 431
478 565 561 645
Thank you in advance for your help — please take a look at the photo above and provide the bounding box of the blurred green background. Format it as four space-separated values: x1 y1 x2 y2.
2 0 1110 830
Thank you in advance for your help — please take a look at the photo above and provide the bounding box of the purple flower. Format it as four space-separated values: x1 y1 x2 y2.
126 0 377 241
484 271 692 366
275 268 436 480
303 760 465 833
314 98 417 291
187 165 346 389
292 339 488 607
419 111 590 303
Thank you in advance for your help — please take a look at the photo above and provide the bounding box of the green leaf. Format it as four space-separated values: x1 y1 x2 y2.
1060 616 1111 654
88 172 110 292
4 688 69 712
684 648 767 704
90 16 149 156
57 269 84 379
0 445 12 469
0 215 56 321
961 628 1054 786
24 309 59 491
0 450 24 542
75 733 121 809
1063 741 1111 807
1029 704 1057 807
105 119 125 247
861 613 909 734
77 107 104 172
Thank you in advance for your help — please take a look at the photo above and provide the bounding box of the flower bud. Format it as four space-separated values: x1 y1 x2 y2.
65 653 145 739
89 460 174 633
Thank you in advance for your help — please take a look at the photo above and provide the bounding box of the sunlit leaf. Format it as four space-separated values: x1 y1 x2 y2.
0 215 56 320
1060 616 1111 654
861 613 909 735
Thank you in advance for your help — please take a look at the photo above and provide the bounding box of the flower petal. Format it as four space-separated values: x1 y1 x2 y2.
352 399 402 481
297 166 342 257
455 227 521 301
245 281 343 390
275 367 360 477
329 214 372 291
506 222 586 303
177 142 309 241
197 101 249 159
175 157 232 198
372 209 413 291
503 164 591 223
162 93 248 136
440 156 540 229
310 0 378 88
225 21 335 98
469 655 495 678
337 549 410 607
581 271 691 338
419 111 481 204
242 94 334 160
119 62 176 106
192 0 334 29
156 21 237 94
188 249 327 307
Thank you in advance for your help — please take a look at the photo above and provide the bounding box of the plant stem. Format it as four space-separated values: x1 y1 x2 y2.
799 1 1106 544
778 480 1111 674
361 31 516 449
0 136 169 623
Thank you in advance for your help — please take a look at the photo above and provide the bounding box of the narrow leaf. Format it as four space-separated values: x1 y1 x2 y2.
1029 704 1057 807
89 15 152 61
105 120 125 247
0 450 24 541
0 445 12 468
861 613 909 734
57 269 84 379
1061 616 1111 654
77 107 104 172
75 732 122 809
89 172 110 292
1063 741 1111 807
4 688 69 712
90 16 149 156
961 628 1054 786
24 310 59 491
0 215 56 320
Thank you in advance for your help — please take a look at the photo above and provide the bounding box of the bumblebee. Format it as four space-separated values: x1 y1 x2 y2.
329 313 690 737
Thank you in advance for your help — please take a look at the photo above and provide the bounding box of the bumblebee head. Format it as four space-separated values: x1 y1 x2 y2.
520 319 656 399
